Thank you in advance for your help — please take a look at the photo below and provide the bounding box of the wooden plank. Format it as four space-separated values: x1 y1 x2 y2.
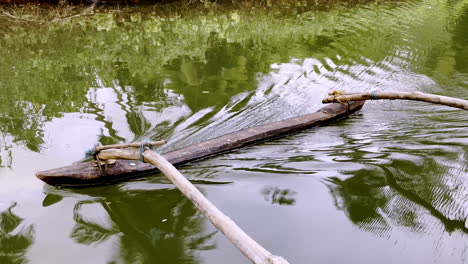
36 101 365 187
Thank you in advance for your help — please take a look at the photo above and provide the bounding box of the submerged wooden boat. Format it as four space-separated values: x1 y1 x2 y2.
36 101 365 187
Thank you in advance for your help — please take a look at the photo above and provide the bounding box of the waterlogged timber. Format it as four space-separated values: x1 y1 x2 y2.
36 101 364 186
1 0 468 263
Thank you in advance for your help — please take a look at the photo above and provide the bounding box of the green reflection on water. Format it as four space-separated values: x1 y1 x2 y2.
0 203 34 264
0 0 467 263
1 0 465 148
66 187 215 264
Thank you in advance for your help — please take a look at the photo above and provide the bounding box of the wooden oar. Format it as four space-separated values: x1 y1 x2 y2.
96 143 290 264
322 91 468 111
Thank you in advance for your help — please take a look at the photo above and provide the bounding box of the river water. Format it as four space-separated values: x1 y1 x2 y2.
0 0 467 263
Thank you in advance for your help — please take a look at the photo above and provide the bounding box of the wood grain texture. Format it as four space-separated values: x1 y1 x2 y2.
36 101 365 187
323 91 468 111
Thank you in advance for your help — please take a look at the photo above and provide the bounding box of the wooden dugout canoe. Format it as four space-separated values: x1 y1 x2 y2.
36 101 365 187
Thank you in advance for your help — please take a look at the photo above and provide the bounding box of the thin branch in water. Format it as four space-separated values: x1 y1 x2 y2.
51 3 98 23
1 10 44 24
1 3 99 25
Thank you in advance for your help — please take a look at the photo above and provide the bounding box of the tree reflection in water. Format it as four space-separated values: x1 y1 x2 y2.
0 203 35 264
327 163 468 236
60 186 215 264
261 186 297 206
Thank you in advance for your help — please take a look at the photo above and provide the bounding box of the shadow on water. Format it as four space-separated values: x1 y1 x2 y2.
43 185 215 264
0 203 35 264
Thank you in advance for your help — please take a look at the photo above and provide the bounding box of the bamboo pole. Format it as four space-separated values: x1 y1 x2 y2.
322 91 468 111
97 145 290 264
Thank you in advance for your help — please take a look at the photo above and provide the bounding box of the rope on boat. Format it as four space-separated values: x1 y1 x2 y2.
85 139 164 164
85 143 100 158
139 139 152 163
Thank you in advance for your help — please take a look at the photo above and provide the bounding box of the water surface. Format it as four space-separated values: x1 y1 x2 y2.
0 0 467 263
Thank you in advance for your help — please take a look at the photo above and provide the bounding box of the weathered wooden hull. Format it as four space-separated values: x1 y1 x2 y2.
36 101 365 187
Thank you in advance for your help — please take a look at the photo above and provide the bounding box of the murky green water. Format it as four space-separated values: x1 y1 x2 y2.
0 0 467 263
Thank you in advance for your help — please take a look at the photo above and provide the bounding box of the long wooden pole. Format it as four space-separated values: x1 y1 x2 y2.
322 91 468 111
97 146 289 264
